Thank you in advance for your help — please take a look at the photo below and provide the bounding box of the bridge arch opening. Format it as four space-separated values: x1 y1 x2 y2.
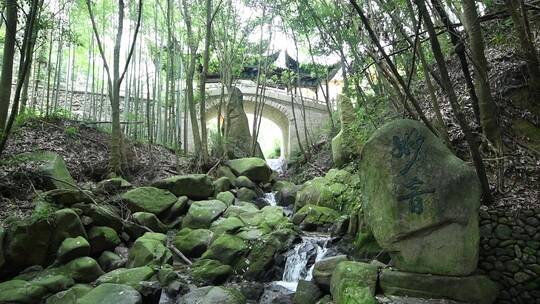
205 101 290 158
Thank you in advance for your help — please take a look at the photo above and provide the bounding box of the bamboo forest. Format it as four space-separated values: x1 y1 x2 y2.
0 0 539 303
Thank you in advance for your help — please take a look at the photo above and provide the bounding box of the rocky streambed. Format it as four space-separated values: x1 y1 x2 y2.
0 156 346 304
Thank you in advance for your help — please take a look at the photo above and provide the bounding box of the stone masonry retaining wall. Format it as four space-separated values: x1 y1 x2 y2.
479 206 540 303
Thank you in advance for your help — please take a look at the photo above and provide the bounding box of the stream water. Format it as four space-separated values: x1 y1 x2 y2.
260 192 335 293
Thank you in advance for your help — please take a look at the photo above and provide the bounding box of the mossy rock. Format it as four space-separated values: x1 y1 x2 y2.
97 251 124 272
65 256 105 283
224 202 259 218
237 187 258 202
360 119 480 276
313 255 348 292
202 234 248 266
77 283 142 304
73 203 123 232
95 177 132 194
210 217 245 236
122 186 177 215
330 261 378 304
183 200 227 229
379 269 499 304
292 204 340 231
45 284 93 304
10 151 77 190
293 280 323 304
95 266 155 291
30 273 74 293
127 232 172 268
226 157 272 183
235 176 256 189
174 228 214 258
153 174 215 200
191 259 233 284
57 236 91 263
132 212 168 233
216 191 235 207
0 279 48 303
178 286 246 304
214 176 233 194
88 226 121 255
512 118 540 152
4 217 53 271
40 189 94 206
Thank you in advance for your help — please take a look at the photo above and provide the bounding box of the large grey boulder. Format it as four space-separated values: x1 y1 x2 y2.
122 186 177 215
178 286 246 304
182 200 227 229
223 87 264 159
359 119 481 276
77 283 142 304
153 174 214 200
379 269 499 304
226 157 272 183
11 151 77 190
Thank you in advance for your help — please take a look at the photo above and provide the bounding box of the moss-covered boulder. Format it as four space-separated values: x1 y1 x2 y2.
178 286 246 304
330 261 378 304
153 174 214 200
11 151 77 190
274 181 299 207
191 259 233 284
216 191 235 207
40 189 94 206
224 202 259 218
293 280 323 304
210 216 245 236
226 157 272 183
292 204 340 231
216 166 238 184
97 251 124 272
174 228 214 258
0 279 48 303
29 272 74 293
214 176 232 194
239 229 297 280
122 186 177 215
95 266 155 290
313 255 348 292
57 236 90 263
73 203 123 232
183 200 227 229
202 234 248 266
77 283 142 304
95 177 132 194
132 212 168 233
46 284 92 304
295 169 361 212
360 119 481 276
237 187 258 202
127 232 172 268
332 94 360 167
235 176 256 189
379 269 499 304
240 206 294 232
4 217 53 271
88 226 121 255
65 257 105 283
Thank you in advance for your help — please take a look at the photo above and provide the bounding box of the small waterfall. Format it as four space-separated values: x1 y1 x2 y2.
263 192 277 206
267 157 287 174
275 233 332 291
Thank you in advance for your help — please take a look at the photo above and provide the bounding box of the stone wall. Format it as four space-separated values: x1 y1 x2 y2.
479 206 540 303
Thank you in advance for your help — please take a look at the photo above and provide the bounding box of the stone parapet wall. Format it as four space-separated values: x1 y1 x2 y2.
479 206 540 303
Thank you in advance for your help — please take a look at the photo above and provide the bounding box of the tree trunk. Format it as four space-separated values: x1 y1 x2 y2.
504 0 540 97
0 0 18 132
415 0 493 203
462 0 502 150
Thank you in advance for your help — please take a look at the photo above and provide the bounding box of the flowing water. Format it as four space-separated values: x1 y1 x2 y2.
267 157 287 174
273 233 333 291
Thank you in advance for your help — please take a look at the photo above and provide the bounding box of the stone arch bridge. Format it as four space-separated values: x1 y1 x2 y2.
185 83 331 158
